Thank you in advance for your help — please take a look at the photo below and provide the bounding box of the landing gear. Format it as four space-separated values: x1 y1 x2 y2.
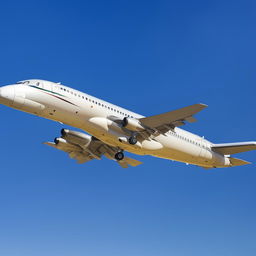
115 151 124 161
128 136 137 145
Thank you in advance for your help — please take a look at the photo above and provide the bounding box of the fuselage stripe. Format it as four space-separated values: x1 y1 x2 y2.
29 85 78 106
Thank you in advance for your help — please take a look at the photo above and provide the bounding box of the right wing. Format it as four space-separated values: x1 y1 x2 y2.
211 142 256 155
44 130 142 168
45 141 94 164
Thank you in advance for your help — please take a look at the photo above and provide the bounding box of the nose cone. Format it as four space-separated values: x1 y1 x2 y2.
0 85 15 106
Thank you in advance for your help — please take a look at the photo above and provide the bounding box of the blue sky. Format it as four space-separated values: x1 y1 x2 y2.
0 0 255 255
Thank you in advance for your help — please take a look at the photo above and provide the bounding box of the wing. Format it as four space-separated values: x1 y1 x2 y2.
139 103 207 133
44 131 143 168
44 141 94 164
211 142 256 155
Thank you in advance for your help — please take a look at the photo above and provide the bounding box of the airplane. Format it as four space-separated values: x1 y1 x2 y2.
0 79 255 169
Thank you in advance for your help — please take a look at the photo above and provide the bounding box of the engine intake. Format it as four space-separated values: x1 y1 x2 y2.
122 117 145 132
54 137 68 146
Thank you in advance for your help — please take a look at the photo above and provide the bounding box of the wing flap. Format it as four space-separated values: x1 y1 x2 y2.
140 103 207 129
118 157 143 168
123 157 143 167
212 142 256 155
69 151 93 164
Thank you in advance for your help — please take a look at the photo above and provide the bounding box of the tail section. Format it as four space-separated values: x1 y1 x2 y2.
209 141 256 168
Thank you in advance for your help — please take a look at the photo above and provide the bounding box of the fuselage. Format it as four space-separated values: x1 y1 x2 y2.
0 79 231 168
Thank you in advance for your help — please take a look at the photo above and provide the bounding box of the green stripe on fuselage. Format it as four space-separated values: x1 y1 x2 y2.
29 85 66 98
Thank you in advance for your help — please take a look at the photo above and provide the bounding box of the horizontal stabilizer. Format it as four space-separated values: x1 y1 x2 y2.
212 141 256 155
229 157 251 166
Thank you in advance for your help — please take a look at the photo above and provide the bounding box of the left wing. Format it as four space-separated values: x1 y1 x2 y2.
44 130 142 168
139 103 207 133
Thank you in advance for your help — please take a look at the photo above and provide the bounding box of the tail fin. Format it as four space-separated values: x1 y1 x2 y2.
212 142 256 155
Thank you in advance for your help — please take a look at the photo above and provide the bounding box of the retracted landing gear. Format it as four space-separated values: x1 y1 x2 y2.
115 151 124 161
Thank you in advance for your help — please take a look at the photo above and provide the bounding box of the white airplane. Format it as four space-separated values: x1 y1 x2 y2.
0 79 255 169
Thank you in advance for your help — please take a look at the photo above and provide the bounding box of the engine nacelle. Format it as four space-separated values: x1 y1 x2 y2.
122 117 145 132
54 137 69 146
61 129 92 147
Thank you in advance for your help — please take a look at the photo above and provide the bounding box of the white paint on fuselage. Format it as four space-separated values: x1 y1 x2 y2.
1 79 230 168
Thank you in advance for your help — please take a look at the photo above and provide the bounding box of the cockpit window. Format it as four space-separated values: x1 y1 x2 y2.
16 81 29 85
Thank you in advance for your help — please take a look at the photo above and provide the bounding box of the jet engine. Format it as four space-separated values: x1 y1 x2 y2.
54 137 69 146
122 117 145 132
61 129 92 147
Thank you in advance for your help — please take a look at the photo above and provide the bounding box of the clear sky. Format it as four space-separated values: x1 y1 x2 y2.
0 0 255 255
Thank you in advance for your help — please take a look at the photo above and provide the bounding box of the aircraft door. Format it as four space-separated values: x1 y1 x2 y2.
199 140 207 159
42 81 52 91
